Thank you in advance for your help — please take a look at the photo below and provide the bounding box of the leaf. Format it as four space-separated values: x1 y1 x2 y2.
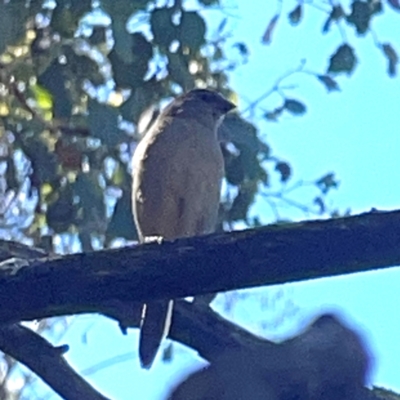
38 60 72 118
108 33 152 89
322 5 345 33
264 107 284 121
370 0 383 15
64 47 104 86
314 196 326 214
252 217 263 227
179 11 206 51
0 1 30 54
317 75 340 92
237 148 261 182
89 26 107 46
109 49 138 88
120 79 163 124
217 18 227 34
218 113 260 153
223 134 266 186
51 5 78 37
258 142 271 160
284 99 307 115
46 185 76 233
328 44 357 75
111 18 134 63
213 46 224 61
73 171 106 228
150 7 176 50
262 14 279 45
233 42 249 57
6 156 19 191
23 137 59 186
87 99 121 147
275 161 291 182
346 1 372 35
167 52 194 91
381 43 398 77
100 0 147 20
288 5 302 26
316 173 339 194
109 162 127 187
131 32 153 77
162 343 174 363
69 0 92 18
30 84 53 111
225 153 245 186
198 0 219 5
228 187 256 222
107 188 138 240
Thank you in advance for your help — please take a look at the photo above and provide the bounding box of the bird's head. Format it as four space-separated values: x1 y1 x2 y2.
165 88 235 126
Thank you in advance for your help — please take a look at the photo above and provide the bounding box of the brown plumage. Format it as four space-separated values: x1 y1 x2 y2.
132 89 235 368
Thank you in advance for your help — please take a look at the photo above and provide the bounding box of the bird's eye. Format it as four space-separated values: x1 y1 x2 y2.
197 91 215 103
199 93 210 101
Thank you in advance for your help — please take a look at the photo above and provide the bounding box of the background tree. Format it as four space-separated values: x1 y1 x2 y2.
0 0 399 398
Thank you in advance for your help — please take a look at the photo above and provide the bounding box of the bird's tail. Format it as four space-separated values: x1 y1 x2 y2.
139 300 174 369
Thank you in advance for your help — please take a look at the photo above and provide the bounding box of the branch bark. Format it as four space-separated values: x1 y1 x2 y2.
0 210 399 325
0 324 110 400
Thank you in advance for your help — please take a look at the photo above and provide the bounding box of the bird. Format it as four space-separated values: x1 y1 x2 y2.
131 88 235 369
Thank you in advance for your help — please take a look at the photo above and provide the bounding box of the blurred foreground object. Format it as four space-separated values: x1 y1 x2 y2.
167 313 372 400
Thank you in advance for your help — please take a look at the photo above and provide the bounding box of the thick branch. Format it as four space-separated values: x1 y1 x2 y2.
0 290 268 400
0 218 388 399
1 210 400 324
171 301 275 359
95 300 273 362
0 324 109 400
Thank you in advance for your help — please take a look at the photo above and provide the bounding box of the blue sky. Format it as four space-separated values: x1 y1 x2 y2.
28 1 400 399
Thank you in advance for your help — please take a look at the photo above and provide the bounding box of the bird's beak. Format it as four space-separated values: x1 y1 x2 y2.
223 99 236 114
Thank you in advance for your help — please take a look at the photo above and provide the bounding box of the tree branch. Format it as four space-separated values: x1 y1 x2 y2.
0 209 394 400
0 210 399 325
0 324 110 400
